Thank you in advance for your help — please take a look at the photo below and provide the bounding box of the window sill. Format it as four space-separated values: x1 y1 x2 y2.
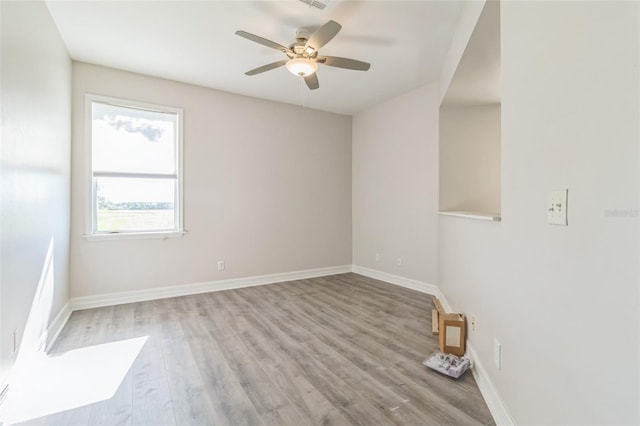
438 211 501 221
84 230 186 241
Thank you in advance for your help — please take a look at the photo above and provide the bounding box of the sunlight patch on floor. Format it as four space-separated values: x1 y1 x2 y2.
0 336 147 425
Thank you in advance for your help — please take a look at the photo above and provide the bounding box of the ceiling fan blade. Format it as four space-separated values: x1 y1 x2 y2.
320 56 371 71
304 73 319 90
305 20 342 51
245 60 288 76
235 30 291 54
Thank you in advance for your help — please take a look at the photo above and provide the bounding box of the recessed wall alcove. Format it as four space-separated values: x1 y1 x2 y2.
439 0 501 221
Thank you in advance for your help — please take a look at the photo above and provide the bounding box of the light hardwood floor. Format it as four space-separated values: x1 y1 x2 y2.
35 273 494 425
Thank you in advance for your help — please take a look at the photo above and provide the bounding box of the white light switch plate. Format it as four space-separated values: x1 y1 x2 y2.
547 189 568 226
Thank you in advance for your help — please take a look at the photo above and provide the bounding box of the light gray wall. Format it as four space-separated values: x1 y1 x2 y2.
0 0 71 381
439 105 501 213
439 1 639 423
71 63 352 298
352 83 439 284
439 0 487 104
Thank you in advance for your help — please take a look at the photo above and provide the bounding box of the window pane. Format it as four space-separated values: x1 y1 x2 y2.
92 102 177 175
96 177 176 232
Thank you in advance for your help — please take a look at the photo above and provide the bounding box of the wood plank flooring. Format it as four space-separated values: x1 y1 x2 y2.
29 273 494 425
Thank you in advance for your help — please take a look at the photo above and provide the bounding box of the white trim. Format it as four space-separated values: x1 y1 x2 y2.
93 171 177 179
85 94 94 238
84 93 184 239
0 382 8 405
439 211 501 221
84 230 185 242
433 289 515 426
351 265 440 295
435 289 453 312
0 302 71 410
70 265 352 311
466 343 516 425
41 301 73 353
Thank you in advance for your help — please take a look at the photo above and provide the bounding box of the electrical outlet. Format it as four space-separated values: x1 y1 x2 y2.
375 253 380 262
547 189 568 225
493 338 502 370
396 257 402 266
217 260 225 271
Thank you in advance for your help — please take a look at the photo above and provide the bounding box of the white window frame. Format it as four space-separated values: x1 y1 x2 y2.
85 94 184 241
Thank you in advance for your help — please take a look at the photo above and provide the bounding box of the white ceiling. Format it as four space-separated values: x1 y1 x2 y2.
45 0 465 115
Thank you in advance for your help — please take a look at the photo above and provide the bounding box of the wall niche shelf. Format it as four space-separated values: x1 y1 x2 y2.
438 211 501 222
439 0 502 217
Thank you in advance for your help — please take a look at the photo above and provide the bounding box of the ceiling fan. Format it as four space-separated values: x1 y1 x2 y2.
235 20 371 90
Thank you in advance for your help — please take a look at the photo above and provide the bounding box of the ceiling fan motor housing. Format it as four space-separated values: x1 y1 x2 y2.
295 29 311 43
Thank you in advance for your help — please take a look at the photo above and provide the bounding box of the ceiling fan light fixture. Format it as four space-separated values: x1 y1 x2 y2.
286 57 318 77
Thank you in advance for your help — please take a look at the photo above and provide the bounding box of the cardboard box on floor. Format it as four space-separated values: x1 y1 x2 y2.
432 297 466 356
439 313 466 356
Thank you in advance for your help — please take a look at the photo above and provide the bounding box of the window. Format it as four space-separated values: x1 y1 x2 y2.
86 95 183 240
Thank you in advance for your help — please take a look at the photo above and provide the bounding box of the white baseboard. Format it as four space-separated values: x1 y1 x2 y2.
70 265 352 311
0 302 72 408
0 381 8 409
434 291 515 426
435 290 453 312
42 301 72 353
351 265 440 295
466 343 516 425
